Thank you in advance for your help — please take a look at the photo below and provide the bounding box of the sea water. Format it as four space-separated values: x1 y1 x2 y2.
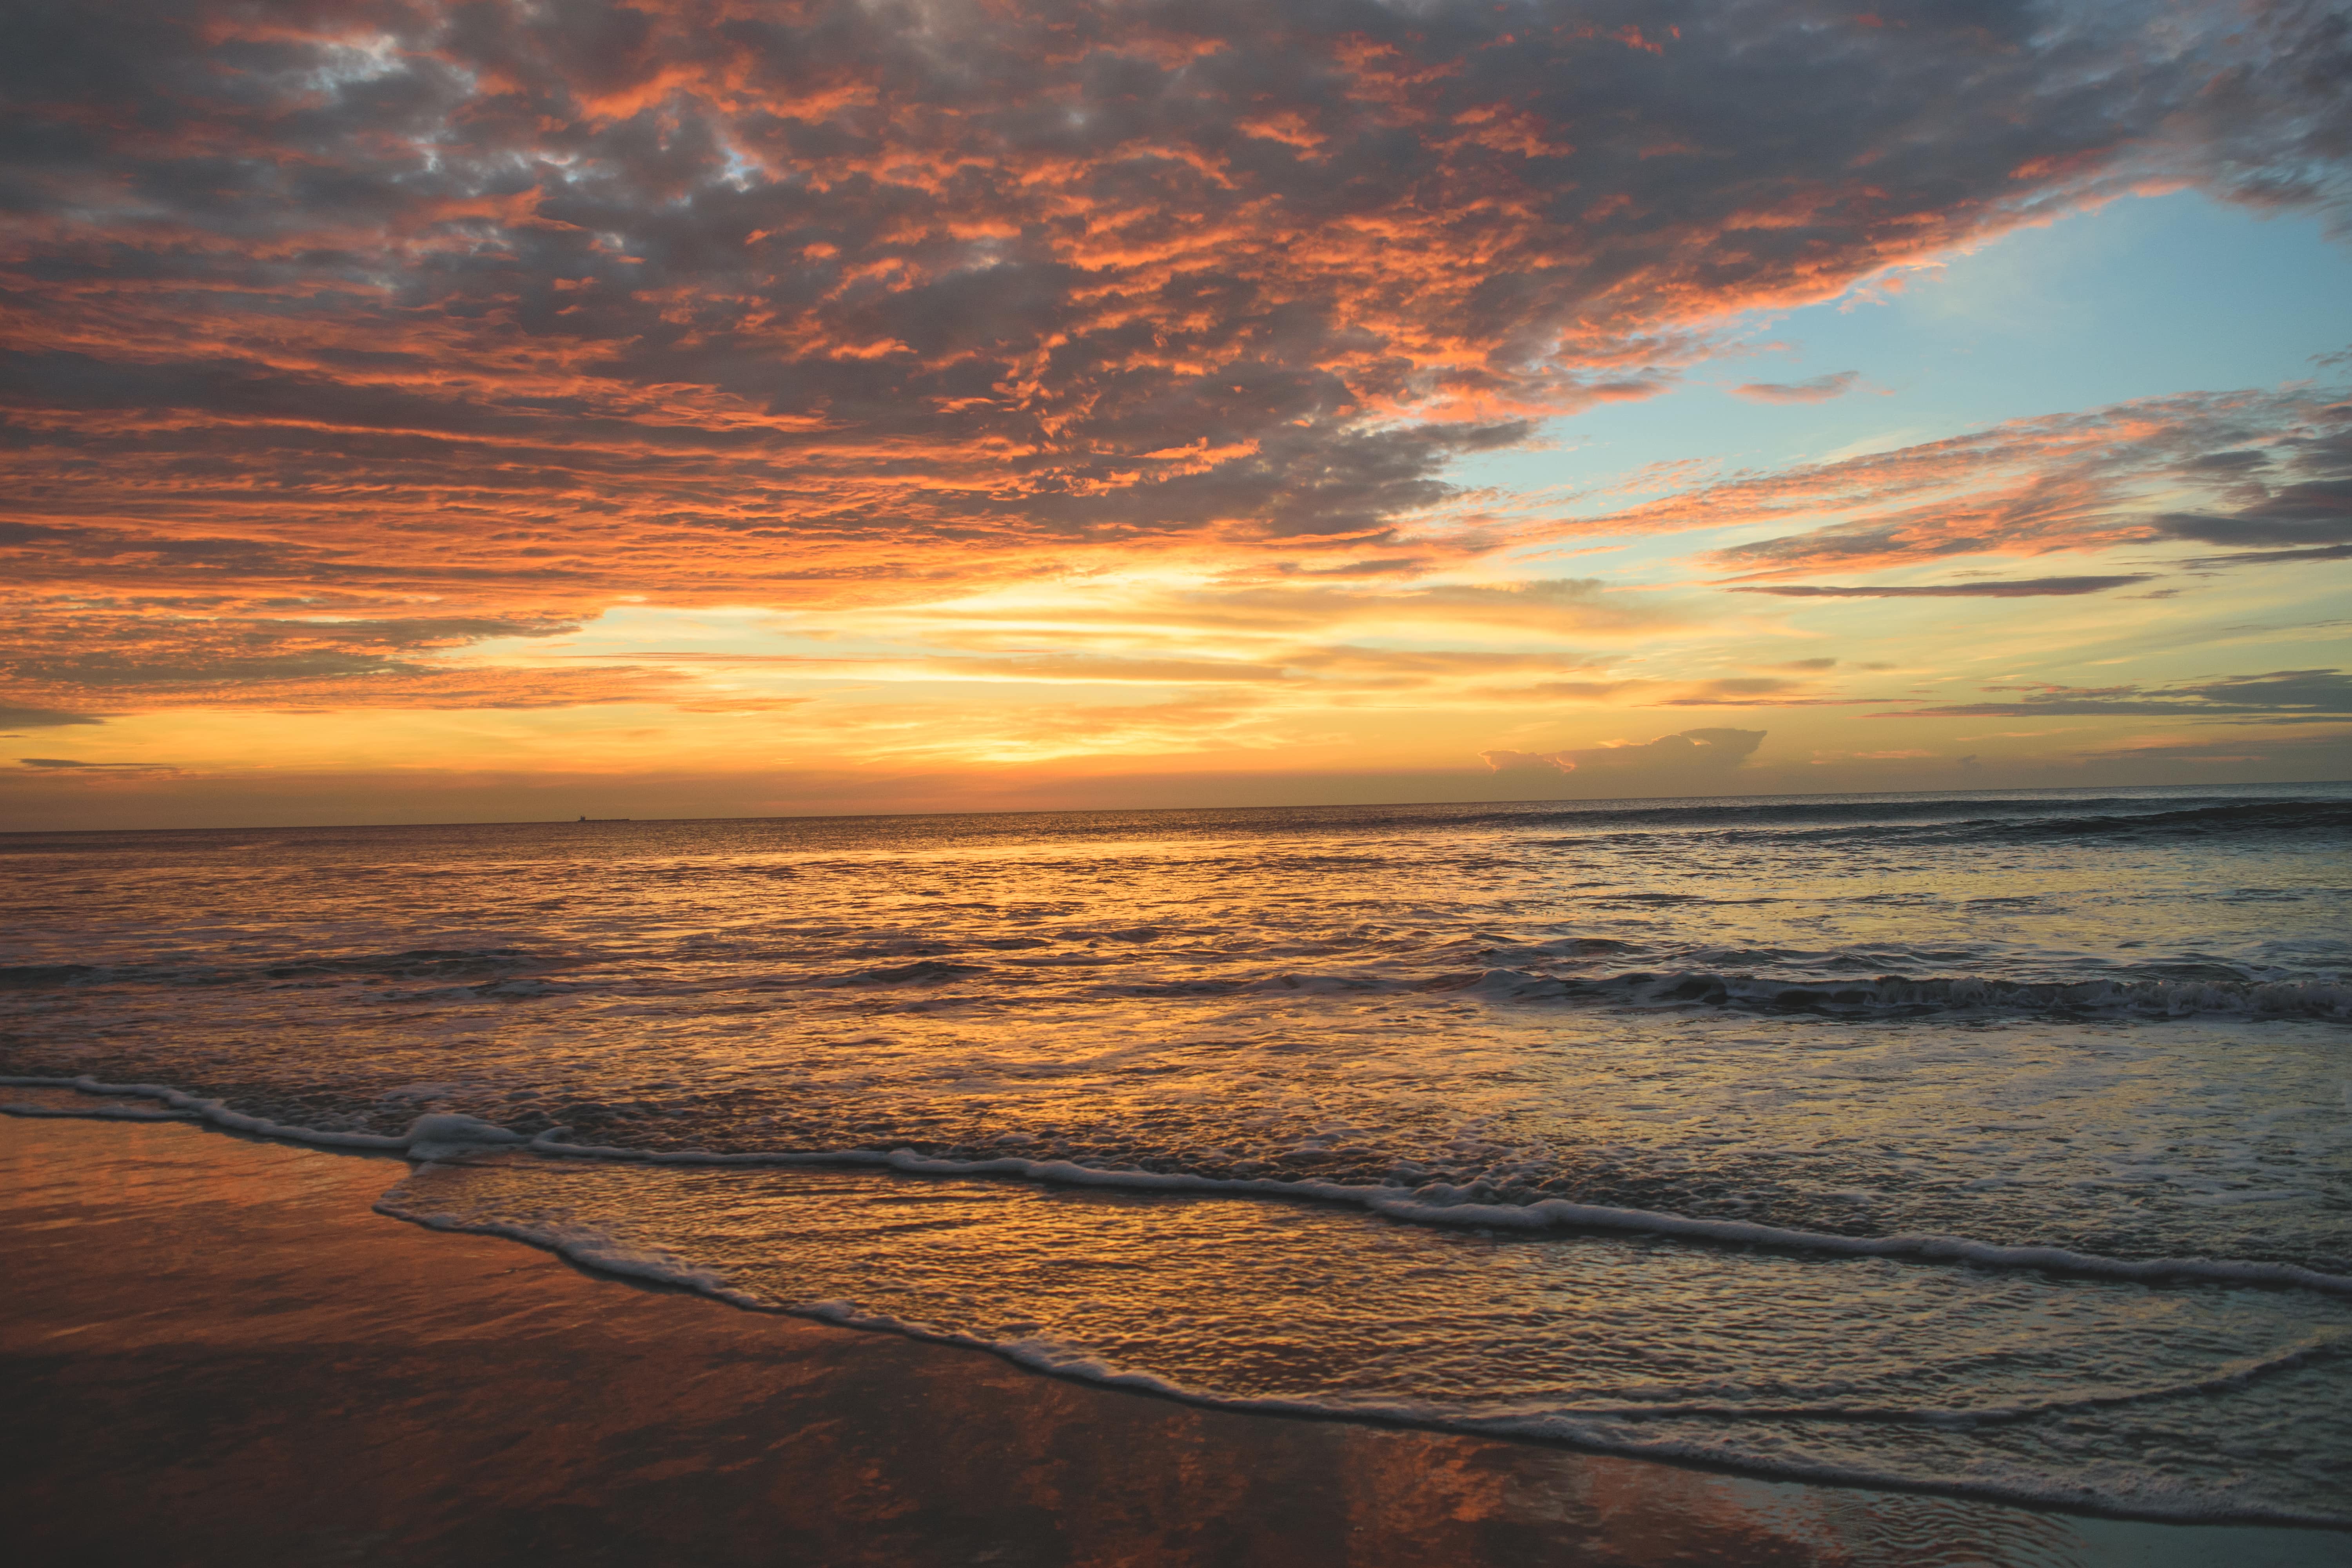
4 784 2348 1523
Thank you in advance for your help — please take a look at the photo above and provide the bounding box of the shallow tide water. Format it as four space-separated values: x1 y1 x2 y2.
5 784 2349 1524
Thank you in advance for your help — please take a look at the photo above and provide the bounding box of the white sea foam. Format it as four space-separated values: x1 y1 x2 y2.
354 1194 2352 1529
1 1076 522 1156
390 1208 755 1301
16 1070 2352 1526
11 1073 2351 1300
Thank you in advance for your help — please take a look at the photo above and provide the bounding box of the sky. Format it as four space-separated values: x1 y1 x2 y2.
3 0 2349 829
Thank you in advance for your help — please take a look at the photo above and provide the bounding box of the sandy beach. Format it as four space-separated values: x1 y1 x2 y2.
4 1113 2345 1568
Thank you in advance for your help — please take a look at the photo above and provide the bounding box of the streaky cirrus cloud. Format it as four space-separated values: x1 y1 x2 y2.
1731 575 2155 597
18 757 177 772
0 601 708 713
1730 371 1862 405
5 0 2352 723
1882 668 2352 721
1535 387 2352 579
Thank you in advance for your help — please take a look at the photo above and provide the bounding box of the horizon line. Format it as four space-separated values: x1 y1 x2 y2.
5 776 2344 837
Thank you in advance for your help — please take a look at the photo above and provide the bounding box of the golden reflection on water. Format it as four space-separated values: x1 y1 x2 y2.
0 1112 2220 1567
379 1151 2352 1523
7 798 2351 1533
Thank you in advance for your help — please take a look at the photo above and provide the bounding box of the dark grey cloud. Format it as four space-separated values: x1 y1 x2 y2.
2145 404 2352 576
0 604 600 710
0 704 102 728
9 652 422 688
5 2 2347 567
1890 668 2352 721
2156 475 2350 548
2165 0 2352 233
0 604 700 710
2178 543 2352 567
2148 412 2352 564
4 0 2349 715
18 757 152 769
1731 575 2155 598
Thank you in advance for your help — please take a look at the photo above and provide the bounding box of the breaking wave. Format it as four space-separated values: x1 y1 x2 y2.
1420 967 2352 1018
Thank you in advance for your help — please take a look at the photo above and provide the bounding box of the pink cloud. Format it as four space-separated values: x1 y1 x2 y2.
1730 371 1861 405
2 0 2347 715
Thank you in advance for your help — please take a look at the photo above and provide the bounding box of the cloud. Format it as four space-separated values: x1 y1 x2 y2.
1460 667 1889 708
951 655 1290 686
1650 678 1868 707
2175 543 2352 567
1540 389 2352 581
0 0 2341 786
1292 646 1611 680
3 0 2350 720
0 704 102 729
0 655 713 714
1483 749 1576 774
1020 577 1682 641
1884 669 2352 722
2056 728 2352 774
0 605 706 712
2151 423 2351 548
1481 726 1766 778
1730 372 1862 405
1731 575 2155 598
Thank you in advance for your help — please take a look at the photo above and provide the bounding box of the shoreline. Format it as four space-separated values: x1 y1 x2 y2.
17 1072 2349 1310
5 1113 2350 1566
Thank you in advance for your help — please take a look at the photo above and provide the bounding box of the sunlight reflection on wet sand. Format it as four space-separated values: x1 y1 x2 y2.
5 1116 2348 1566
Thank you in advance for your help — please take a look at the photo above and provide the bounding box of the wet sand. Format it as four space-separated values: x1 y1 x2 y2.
4 1114 2347 1568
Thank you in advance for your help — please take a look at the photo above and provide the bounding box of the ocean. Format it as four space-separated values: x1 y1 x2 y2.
5 784 2348 1525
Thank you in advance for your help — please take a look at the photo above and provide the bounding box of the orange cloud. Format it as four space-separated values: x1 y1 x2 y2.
3 0 2346 724
1480 726 1766 778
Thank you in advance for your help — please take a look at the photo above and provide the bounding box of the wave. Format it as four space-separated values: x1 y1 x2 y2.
258 947 544 980
367 1201 2352 1528
1416 967 2352 1018
1931 799 2352 844
1524 798 2352 850
10 1073 2350 1299
0 946 554 991
0 963 97 988
1340 1328 2350 1430
15 1072 2352 1526
1287 791 2345 841
11 951 2342 1020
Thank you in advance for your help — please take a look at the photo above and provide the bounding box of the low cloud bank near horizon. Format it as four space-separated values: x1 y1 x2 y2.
1886 668 2352 722
1481 726 1768 779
